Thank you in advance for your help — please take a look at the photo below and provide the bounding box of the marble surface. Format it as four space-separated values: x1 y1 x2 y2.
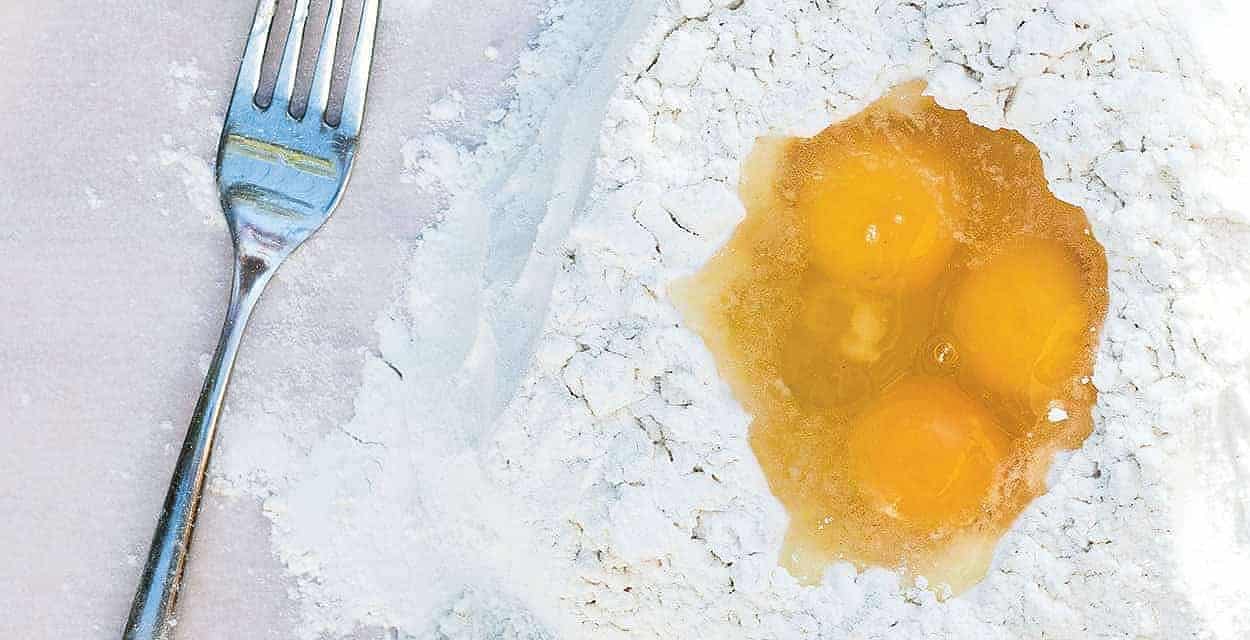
0 1 542 637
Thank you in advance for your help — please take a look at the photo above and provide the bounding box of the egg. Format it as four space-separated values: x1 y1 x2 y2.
949 238 1094 405
801 144 961 292
847 375 1011 528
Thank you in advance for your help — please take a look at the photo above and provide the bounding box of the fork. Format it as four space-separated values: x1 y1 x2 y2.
123 1 379 638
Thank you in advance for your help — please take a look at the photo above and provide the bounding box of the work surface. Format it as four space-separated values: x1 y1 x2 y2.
0 1 541 636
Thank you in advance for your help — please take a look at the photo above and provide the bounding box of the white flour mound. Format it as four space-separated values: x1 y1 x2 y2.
218 0 1250 637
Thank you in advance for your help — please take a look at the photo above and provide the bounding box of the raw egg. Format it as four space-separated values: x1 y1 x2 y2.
847 375 1011 529
949 238 1095 406
672 81 1108 593
801 142 961 292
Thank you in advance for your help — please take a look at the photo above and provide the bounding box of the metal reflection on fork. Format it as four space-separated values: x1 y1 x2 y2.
123 1 380 638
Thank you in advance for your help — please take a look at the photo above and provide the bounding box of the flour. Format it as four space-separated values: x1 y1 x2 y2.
218 0 1250 637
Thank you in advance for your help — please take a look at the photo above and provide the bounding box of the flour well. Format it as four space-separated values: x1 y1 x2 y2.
217 0 1250 637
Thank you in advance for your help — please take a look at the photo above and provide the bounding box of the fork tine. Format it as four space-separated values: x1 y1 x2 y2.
306 0 344 122
339 0 380 137
232 0 279 109
271 0 312 112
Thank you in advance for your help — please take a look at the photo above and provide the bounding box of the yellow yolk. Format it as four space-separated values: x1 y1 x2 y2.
802 145 960 291
847 376 1011 528
949 238 1093 404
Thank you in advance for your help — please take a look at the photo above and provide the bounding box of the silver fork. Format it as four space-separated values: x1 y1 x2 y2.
124 1 379 638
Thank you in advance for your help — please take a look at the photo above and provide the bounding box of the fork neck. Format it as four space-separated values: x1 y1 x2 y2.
223 218 288 331
229 246 276 319
215 225 279 391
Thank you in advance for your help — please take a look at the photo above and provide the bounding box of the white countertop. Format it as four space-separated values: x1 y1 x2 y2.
0 1 542 636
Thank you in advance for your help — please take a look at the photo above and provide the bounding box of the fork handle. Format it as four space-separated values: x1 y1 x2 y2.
124 252 275 640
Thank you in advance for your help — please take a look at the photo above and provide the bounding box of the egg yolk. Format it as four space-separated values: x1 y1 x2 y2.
802 145 961 292
672 81 1108 594
949 238 1094 405
848 376 1010 528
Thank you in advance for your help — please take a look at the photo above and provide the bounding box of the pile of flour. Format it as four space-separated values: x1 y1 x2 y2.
217 0 1250 637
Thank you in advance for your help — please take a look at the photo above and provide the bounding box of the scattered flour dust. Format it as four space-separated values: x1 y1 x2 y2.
215 0 1250 638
